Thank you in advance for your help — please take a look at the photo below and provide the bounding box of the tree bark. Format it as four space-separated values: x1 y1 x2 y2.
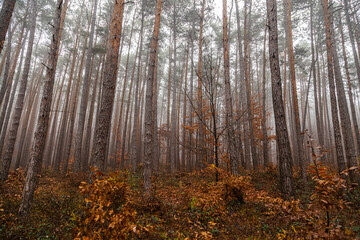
343 0 360 87
266 0 294 200
0 36 24 154
327 3 358 176
120 41 139 168
90 0 124 171
196 0 205 171
18 0 66 218
282 0 306 181
262 24 269 167
74 0 98 172
338 15 360 157
223 0 238 175
130 0 144 172
311 4 324 147
0 0 16 55
1 0 37 181
244 0 259 170
321 0 347 174
144 0 162 196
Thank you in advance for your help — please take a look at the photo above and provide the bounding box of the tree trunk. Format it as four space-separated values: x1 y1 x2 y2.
170 3 178 173
196 0 205 171
0 0 16 55
327 3 358 177
74 0 98 172
338 16 360 157
182 42 189 171
282 0 306 181
223 0 238 175
120 42 139 168
0 37 24 153
234 0 246 169
1 0 37 181
244 0 259 170
130 0 144 172
311 4 324 147
321 0 347 174
18 0 67 218
262 24 268 167
343 0 360 87
90 0 124 171
144 0 162 196
266 0 294 200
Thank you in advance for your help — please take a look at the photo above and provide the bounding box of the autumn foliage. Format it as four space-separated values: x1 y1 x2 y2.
0 164 359 239
75 170 137 239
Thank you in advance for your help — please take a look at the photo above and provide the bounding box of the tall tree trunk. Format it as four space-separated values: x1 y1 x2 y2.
74 0 98 172
0 38 24 153
90 0 124 171
62 22 90 173
321 0 347 174
0 22 13 140
14 63 44 169
343 0 360 87
0 0 16 55
244 0 258 170
311 4 324 147
266 0 294 200
188 1 196 172
1 0 37 181
82 56 102 171
196 0 205 171
118 13 136 147
166 38 172 169
223 0 238 175
182 42 189 171
144 0 162 195
55 4 83 172
327 2 358 177
283 0 306 181
48 60 68 170
262 24 269 167
0 1 29 110
18 0 67 217
130 0 144 172
170 3 178 173
152 48 159 172
121 42 139 168
235 1 250 168
339 15 360 156
234 0 245 169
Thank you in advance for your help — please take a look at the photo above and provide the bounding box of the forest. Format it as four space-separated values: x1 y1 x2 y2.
0 0 360 239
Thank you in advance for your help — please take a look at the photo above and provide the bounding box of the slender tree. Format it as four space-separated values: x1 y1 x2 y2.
310 3 324 147
343 0 360 86
266 0 294 200
328 1 358 176
262 24 269 167
244 0 259 170
130 0 145 172
90 0 124 171
18 0 67 217
74 0 99 172
196 0 205 170
282 0 306 181
0 0 16 54
321 0 347 174
1 0 37 181
144 0 162 195
223 0 238 175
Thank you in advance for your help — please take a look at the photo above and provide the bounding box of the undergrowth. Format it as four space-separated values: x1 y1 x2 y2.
0 164 359 239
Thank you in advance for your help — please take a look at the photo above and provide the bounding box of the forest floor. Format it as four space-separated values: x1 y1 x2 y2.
0 165 360 239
